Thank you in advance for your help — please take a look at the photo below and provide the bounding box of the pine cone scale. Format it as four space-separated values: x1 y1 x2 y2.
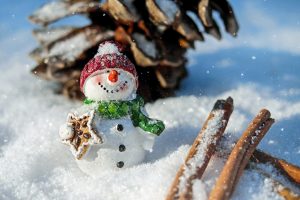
29 1 101 26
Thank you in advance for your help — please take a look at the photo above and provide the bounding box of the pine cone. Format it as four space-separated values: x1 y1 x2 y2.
29 0 238 102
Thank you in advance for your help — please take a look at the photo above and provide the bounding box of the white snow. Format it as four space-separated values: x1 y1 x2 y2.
230 170 285 200
30 1 99 24
1 59 299 199
31 1 68 23
33 27 76 45
47 27 115 63
48 32 88 61
193 180 208 200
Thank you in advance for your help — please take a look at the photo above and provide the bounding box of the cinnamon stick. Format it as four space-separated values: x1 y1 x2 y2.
165 97 234 200
276 185 300 200
216 136 300 187
252 166 300 200
251 149 300 186
208 109 275 200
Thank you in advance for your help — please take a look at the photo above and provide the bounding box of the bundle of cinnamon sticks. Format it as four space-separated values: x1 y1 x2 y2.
165 97 300 200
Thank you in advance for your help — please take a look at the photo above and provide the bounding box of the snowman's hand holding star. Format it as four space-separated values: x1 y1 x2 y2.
60 110 103 160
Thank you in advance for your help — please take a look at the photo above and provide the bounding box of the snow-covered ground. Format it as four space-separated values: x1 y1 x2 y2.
0 1 300 199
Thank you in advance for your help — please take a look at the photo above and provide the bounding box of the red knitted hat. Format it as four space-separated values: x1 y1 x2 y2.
80 41 138 92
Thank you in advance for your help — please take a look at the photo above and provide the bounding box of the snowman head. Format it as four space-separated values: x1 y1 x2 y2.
80 41 138 101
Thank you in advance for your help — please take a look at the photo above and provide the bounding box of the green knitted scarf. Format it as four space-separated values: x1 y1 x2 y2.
84 96 165 136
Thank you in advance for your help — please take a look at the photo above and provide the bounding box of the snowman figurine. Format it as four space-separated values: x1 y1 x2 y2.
59 41 165 176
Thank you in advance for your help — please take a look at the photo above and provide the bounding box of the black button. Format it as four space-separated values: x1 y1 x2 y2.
117 161 124 168
117 124 123 131
119 144 126 152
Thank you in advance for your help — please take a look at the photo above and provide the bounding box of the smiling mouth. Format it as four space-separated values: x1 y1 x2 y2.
98 81 128 93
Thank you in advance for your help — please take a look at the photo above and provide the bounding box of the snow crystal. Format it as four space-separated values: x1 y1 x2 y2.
268 140 275 144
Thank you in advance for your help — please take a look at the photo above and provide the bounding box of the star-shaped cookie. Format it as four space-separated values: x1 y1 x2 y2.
62 110 103 160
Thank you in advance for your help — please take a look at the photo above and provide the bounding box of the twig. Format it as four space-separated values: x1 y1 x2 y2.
208 109 275 200
165 97 234 200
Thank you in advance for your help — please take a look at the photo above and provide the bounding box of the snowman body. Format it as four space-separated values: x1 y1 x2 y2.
77 116 154 175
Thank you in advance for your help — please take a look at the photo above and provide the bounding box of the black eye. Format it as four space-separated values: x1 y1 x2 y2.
118 72 120 75
106 70 110 73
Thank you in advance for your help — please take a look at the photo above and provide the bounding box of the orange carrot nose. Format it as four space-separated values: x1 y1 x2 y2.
108 70 118 83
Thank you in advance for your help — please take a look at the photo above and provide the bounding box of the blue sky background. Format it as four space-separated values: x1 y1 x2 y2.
0 1 300 163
